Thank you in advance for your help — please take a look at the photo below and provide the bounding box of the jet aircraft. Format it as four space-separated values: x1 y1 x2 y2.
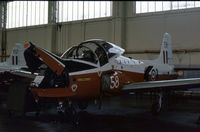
0 43 27 72
21 32 200 119
0 43 33 88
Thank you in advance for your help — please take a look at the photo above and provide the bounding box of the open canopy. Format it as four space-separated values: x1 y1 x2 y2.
61 39 125 66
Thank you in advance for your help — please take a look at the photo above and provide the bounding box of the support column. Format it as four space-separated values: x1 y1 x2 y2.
48 1 57 53
111 1 126 49
0 1 7 62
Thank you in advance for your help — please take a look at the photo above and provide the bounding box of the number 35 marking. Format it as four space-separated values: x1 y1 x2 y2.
110 75 119 89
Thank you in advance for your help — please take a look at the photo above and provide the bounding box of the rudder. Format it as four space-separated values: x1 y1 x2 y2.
157 32 173 65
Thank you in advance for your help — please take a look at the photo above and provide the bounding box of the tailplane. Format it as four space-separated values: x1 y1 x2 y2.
156 32 173 65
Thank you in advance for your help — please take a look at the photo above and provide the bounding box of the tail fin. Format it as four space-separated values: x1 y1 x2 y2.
6 43 26 67
156 32 173 65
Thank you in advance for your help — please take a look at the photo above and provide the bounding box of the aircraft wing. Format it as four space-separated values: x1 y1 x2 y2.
122 78 200 93
0 68 37 88
9 70 38 79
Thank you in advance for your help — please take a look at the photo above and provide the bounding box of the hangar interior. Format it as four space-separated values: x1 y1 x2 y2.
0 1 200 66
0 1 200 130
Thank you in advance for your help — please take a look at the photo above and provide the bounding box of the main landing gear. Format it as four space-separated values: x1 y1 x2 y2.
151 92 163 115
57 101 80 126
151 90 172 115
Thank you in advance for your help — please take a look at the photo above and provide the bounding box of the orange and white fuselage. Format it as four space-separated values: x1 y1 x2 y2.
27 33 177 101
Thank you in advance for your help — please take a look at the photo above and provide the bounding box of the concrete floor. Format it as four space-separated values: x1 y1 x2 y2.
0 95 200 132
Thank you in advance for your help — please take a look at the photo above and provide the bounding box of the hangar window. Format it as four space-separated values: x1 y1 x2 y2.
6 1 48 29
136 1 200 14
57 1 112 22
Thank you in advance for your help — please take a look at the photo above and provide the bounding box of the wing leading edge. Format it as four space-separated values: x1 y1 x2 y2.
122 78 200 93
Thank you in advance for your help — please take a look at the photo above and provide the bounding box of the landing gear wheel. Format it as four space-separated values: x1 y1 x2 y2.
151 93 163 115
64 102 79 126
77 101 88 110
152 101 161 115
35 101 41 117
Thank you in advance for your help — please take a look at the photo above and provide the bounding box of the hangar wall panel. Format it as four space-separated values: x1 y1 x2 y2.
6 25 52 54
126 10 200 64
69 23 84 47
85 20 112 41
126 11 200 51
55 19 114 54
126 17 164 51
56 24 69 54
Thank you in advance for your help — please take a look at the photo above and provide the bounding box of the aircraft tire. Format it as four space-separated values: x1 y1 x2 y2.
151 101 161 115
77 101 88 110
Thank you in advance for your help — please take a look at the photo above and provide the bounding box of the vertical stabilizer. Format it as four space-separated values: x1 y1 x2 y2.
156 32 173 65
6 43 26 67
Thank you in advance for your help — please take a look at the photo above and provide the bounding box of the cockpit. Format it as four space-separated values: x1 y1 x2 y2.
61 40 125 66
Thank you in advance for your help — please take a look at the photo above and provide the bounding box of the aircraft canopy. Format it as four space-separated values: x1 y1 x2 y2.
61 40 124 66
